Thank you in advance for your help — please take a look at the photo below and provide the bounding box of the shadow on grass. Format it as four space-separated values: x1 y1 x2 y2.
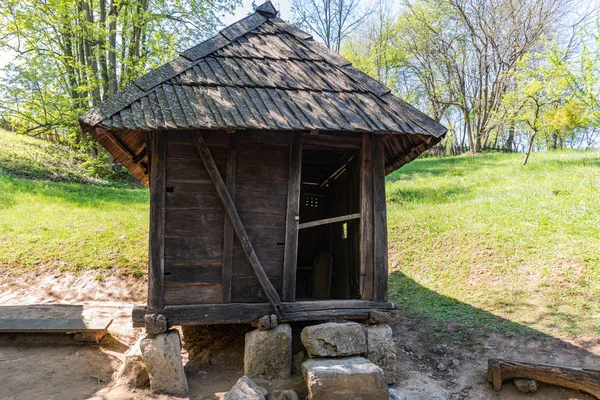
389 270 575 342
0 175 148 209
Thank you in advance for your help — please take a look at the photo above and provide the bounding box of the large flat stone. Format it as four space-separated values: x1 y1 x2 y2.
301 322 367 357
302 356 388 400
365 324 396 384
223 376 268 400
244 323 292 380
140 329 188 395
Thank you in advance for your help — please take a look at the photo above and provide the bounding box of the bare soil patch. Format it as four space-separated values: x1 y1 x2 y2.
0 271 598 399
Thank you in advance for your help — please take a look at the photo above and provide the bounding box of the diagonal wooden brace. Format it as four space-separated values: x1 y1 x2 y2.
192 132 284 314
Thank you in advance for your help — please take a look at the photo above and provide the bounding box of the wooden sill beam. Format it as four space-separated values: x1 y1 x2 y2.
132 300 398 327
299 213 361 230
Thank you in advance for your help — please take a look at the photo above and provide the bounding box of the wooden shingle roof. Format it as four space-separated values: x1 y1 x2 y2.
80 1 446 182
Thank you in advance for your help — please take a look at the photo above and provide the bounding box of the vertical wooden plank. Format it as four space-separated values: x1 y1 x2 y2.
282 132 303 302
373 135 388 302
360 132 374 300
222 132 237 303
148 131 166 310
192 131 284 313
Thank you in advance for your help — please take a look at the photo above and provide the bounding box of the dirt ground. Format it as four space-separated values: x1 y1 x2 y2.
0 271 598 400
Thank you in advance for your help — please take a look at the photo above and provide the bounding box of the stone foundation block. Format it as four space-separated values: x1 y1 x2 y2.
302 356 388 400
301 322 367 357
223 376 268 400
140 329 188 395
244 323 292 380
365 324 396 384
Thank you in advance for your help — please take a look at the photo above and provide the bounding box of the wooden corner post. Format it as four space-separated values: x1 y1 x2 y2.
148 131 166 310
373 134 388 302
282 132 303 302
360 133 374 300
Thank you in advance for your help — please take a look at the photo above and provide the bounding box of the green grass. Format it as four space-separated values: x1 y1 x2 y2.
0 129 149 275
387 151 600 339
1 128 598 339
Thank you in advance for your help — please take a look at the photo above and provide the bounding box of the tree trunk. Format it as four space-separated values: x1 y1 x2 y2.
522 132 537 166
506 122 515 152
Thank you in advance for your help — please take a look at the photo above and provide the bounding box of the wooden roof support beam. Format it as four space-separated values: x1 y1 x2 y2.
103 129 135 160
192 131 284 314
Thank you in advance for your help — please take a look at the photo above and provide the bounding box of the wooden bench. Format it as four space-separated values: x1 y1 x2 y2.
0 318 113 343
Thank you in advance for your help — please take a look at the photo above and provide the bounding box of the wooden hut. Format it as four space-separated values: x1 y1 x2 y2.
79 1 447 329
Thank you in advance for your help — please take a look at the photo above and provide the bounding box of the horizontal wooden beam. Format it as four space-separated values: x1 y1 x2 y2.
299 213 361 230
132 300 397 327
488 358 600 398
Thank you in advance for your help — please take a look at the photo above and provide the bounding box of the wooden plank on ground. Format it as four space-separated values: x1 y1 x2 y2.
488 358 600 398
373 134 389 302
282 131 302 301
0 318 112 333
148 131 167 310
192 131 284 314
222 132 237 303
360 132 374 300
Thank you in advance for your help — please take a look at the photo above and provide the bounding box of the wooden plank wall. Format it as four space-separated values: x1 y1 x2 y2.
231 131 289 302
163 131 228 305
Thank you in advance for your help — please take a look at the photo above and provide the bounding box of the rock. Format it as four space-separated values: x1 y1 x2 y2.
244 323 292 380
365 324 396 384
368 310 393 325
256 314 278 330
223 376 268 400
437 361 447 371
271 389 300 400
292 351 305 375
388 388 408 400
301 322 367 357
514 378 538 393
431 345 444 355
452 359 460 367
140 330 188 395
115 354 149 388
144 313 167 335
302 356 388 400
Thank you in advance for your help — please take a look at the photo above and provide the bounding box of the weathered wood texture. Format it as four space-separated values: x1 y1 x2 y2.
360 133 374 300
488 358 600 399
222 133 237 303
0 318 112 333
148 131 166 309
192 131 284 313
372 135 389 302
298 213 360 230
132 300 398 327
162 130 226 306
282 132 302 301
233 132 289 302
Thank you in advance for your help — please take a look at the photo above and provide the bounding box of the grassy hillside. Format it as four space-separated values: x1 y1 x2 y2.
0 128 598 338
0 129 149 275
387 151 600 338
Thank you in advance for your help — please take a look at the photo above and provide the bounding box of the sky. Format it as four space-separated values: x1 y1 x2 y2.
222 0 293 25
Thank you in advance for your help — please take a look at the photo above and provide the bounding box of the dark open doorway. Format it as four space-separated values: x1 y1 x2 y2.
295 147 361 300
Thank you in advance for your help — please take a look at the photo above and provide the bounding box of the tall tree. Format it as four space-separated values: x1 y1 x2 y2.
0 0 238 147
291 0 371 52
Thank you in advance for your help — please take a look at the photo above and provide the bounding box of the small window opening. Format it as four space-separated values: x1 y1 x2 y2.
342 222 348 239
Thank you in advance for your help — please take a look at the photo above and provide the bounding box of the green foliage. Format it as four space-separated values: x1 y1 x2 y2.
0 0 240 158
387 151 600 338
